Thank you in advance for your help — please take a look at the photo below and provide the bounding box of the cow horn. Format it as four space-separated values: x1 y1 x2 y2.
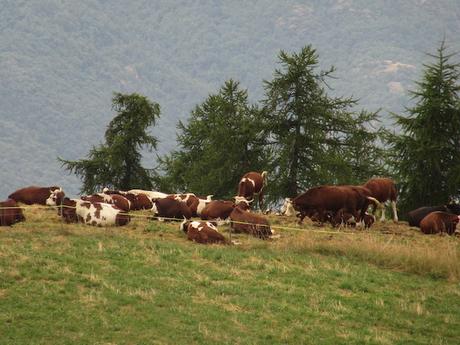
367 196 381 208
179 217 188 233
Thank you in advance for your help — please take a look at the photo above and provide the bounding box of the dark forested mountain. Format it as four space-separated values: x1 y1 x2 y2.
1 0 459 197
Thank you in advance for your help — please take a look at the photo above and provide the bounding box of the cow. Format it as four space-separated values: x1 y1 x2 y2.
103 188 153 210
180 219 229 244
363 178 398 222
200 200 234 221
230 202 273 239
237 171 268 210
8 186 65 206
407 204 460 227
0 199 25 226
419 211 460 235
58 198 130 226
151 198 192 221
82 193 131 212
169 193 213 217
128 189 169 201
288 185 380 224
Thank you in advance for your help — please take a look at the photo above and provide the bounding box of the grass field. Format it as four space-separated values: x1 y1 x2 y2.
1 207 459 345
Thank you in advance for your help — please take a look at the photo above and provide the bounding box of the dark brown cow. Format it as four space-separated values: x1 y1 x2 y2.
407 204 460 227
200 200 236 221
9 186 65 206
290 185 379 224
0 199 25 226
58 198 130 226
237 171 268 210
180 220 229 244
363 178 398 222
230 203 273 239
419 211 460 235
151 198 192 221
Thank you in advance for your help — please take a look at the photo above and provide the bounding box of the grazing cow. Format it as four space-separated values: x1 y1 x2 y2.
407 204 460 227
363 178 398 222
230 202 273 239
237 171 268 210
82 193 131 212
180 219 228 244
289 185 380 224
0 199 25 226
151 198 192 221
8 186 65 206
419 211 460 235
58 198 130 226
200 200 236 221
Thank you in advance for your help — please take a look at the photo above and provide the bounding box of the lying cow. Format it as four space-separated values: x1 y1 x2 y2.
180 219 229 244
103 189 153 210
419 211 460 235
151 198 192 221
0 199 26 226
8 186 65 206
407 203 460 227
82 193 131 212
230 202 273 239
169 193 213 217
59 198 130 226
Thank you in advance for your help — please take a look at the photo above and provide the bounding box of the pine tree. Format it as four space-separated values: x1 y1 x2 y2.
389 41 460 212
155 80 268 198
59 92 161 193
262 45 386 199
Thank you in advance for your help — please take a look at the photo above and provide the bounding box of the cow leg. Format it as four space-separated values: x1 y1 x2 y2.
391 201 398 222
380 204 386 222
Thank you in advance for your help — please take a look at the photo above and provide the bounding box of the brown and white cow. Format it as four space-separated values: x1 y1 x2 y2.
230 202 274 239
104 189 153 210
168 193 213 217
363 177 398 222
180 219 229 244
237 171 268 210
82 193 131 212
419 211 460 235
58 198 130 226
151 198 192 221
407 204 460 228
0 199 26 226
9 186 65 206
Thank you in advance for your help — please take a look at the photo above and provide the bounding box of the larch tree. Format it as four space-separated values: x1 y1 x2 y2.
59 92 161 194
388 41 460 212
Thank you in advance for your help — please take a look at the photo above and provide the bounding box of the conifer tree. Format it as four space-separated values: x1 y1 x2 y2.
388 41 460 212
262 45 385 199
59 92 161 193
155 80 268 198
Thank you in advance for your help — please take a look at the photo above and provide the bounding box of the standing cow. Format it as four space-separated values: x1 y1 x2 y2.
237 171 268 210
9 186 65 206
0 199 25 226
363 178 398 222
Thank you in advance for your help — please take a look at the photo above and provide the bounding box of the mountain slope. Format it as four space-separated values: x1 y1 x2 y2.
1 0 459 197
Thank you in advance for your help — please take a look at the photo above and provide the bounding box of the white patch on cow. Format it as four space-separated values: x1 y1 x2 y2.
96 193 112 203
102 187 109 193
151 203 158 215
75 200 120 226
280 198 296 217
45 189 61 206
128 189 168 200
206 222 218 231
247 178 256 188
197 197 212 216
179 218 188 232
190 221 202 229
391 201 398 222
234 196 251 205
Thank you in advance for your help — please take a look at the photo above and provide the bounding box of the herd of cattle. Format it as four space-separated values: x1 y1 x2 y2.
1 171 460 243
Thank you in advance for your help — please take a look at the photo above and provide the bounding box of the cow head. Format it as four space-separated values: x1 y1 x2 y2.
446 203 460 215
46 187 65 206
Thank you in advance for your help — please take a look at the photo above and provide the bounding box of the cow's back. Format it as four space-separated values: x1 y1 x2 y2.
363 178 397 203
420 211 459 234
407 205 448 227
8 186 59 205
201 200 234 220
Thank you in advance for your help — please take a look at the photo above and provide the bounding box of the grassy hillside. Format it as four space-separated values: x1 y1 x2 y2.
1 208 459 344
1 1 460 197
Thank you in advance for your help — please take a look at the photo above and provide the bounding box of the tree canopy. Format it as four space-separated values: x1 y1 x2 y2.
60 92 161 194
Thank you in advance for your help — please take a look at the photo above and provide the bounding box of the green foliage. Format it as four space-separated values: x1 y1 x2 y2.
262 45 387 199
59 92 161 194
387 41 460 213
155 80 269 197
